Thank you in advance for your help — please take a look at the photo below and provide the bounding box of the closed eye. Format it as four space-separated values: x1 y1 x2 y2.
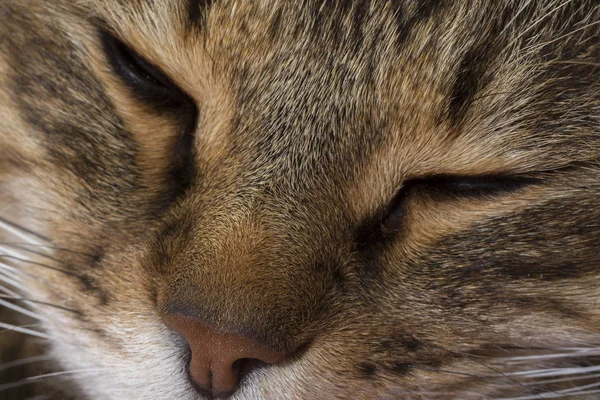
411 175 538 199
100 28 198 197
101 29 193 111
383 174 538 231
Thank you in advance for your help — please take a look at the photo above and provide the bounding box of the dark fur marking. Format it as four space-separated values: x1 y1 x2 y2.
101 29 199 202
375 336 421 357
268 8 283 37
187 0 213 33
390 0 444 48
398 335 421 352
330 264 348 294
357 361 378 378
352 210 389 293
349 0 369 52
5 10 149 219
167 114 199 201
353 207 386 254
351 181 414 290
148 285 159 308
156 216 194 249
89 246 105 267
79 274 111 306
445 4 521 127
447 41 499 127
392 362 411 374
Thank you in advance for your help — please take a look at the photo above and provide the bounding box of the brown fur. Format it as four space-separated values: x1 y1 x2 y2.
1 0 600 398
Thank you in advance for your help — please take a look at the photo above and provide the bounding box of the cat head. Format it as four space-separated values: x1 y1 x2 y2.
1 1 599 398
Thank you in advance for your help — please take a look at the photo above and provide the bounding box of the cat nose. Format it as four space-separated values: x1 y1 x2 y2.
162 313 285 398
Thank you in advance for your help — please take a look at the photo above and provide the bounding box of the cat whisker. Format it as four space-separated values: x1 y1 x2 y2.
510 365 600 379
0 255 79 278
0 282 22 298
0 244 31 260
1 243 63 265
431 346 548 399
0 297 41 320
0 368 104 394
503 380 600 399
427 343 600 399
465 347 600 397
0 355 52 373
0 322 48 339
469 345 600 398
0 260 55 288
0 294 80 315
0 242 96 259
0 269 27 291
0 217 50 245
530 372 600 386
502 348 600 364
405 364 588 399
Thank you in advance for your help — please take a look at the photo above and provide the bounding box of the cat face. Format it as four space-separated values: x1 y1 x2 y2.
1 1 599 398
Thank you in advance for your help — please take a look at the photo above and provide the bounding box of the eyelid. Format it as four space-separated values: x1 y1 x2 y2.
100 29 189 110
381 174 537 232
414 174 539 199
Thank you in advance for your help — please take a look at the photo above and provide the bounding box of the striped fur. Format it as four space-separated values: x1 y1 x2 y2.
1 0 599 398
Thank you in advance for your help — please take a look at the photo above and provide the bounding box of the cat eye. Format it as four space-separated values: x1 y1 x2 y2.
101 29 198 197
383 175 536 231
412 175 536 199
101 30 192 110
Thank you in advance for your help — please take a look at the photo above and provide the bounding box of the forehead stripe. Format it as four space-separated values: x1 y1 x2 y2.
187 0 214 33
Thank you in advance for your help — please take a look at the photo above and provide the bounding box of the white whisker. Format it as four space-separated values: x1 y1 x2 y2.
1 255 78 279
503 381 600 399
0 263 45 289
0 368 103 393
551 380 600 394
532 372 600 386
0 262 22 276
568 389 600 396
0 269 25 291
0 298 40 320
0 245 29 259
0 294 78 315
503 348 600 363
0 219 47 246
0 322 48 339
0 283 21 298
0 355 51 373
511 365 600 379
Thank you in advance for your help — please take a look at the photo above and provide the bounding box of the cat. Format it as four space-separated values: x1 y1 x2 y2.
1 0 599 399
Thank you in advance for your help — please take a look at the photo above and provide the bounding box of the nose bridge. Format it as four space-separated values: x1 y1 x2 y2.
158 195 335 350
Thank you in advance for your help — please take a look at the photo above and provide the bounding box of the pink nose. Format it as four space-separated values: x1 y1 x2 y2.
162 314 285 397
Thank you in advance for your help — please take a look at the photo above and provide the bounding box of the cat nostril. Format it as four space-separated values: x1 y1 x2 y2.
162 313 285 398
